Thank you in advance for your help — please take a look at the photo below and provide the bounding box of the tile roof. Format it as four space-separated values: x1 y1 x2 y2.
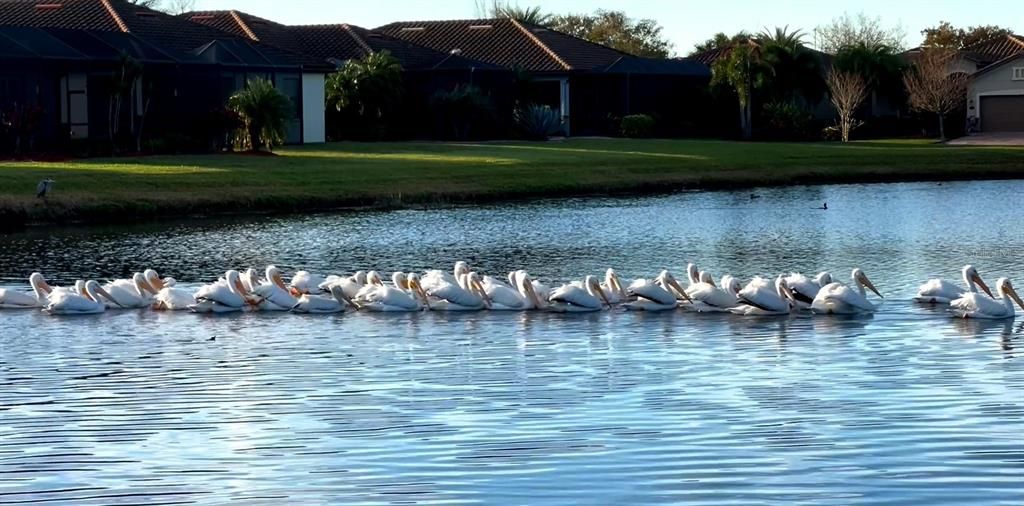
376 18 628 72
0 0 328 69
183 10 500 71
964 34 1024 67
599 56 710 77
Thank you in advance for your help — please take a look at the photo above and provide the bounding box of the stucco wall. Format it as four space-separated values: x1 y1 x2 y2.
967 55 1024 121
302 73 326 144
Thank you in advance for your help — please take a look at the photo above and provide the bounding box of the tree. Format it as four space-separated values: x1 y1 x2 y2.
228 78 293 151
126 0 196 14
827 70 868 142
756 27 825 106
833 42 905 115
922 22 1013 50
691 32 752 55
550 10 673 58
325 52 404 139
711 43 760 139
108 54 142 153
903 47 968 141
474 1 550 25
815 12 906 54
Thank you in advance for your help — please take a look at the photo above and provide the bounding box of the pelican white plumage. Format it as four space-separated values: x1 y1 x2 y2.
43 280 117 315
422 262 471 292
549 275 611 312
292 284 354 313
811 269 884 315
915 265 993 304
353 272 428 312
426 272 490 311
319 271 369 301
950 278 1024 320
190 270 253 313
146 270 193 311
103 272 157 309
289 271 325 296
683 272 739 312
785 272 833 309
730 276 796 316
625 271 688 311
251 266 298 311
483 271 545 310
600 268 628 304
0 273 54 309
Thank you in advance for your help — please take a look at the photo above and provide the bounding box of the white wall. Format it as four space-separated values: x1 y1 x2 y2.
301 73 326 144
967 56 1024 124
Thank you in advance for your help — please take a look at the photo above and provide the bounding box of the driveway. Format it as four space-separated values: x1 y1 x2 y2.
947 133 1024 146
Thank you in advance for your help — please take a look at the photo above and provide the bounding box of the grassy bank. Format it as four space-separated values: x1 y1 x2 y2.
2 138 1023 226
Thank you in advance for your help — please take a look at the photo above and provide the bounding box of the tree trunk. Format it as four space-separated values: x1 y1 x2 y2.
737 102 746 139
938 114 946 141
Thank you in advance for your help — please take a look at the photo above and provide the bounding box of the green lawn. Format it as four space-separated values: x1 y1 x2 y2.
2 138 1023 225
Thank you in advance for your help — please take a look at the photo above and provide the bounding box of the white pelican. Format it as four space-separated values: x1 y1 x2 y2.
354 272 429 312
190 270 253 313
811 269 884 315
319 271 369 301
785 272 833 309
950 278 1024 320
549 275 612 312
625 270 689 311
600 268 628 304
484 271 545 310
242 268 261 293
0 273 54 309
146 269 193 311
426 272 490 311
915 265 993 304
103 272 158 309
251 266 298 311
730 276 796 316
422 262 471 292
686 263 701 285
292 287 353 314
684 272 739 312
290 271 325 296
43 280 117 315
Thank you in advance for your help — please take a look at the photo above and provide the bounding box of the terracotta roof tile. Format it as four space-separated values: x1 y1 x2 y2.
377 18 626 72
965 34 1024 67
0 0 122 31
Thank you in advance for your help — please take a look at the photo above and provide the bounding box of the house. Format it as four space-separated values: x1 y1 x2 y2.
963 34 1024 133
181 10 513 139
377 18 711 136
0 0 332 150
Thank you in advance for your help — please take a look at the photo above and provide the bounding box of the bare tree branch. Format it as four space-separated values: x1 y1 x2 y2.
903 48 968 141
827 70 868 142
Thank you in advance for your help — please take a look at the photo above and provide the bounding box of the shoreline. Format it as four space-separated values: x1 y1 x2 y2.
2 139 1023 229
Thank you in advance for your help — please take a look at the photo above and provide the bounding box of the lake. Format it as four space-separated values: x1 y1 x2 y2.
1 180 1022 505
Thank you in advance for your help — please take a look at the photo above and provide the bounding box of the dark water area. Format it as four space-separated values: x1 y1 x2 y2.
1 181 1022 504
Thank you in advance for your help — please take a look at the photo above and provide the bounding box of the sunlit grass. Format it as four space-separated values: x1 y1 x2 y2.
1 138 1022 225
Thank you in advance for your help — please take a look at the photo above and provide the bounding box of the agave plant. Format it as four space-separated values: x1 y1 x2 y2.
228 77 293 151
515 104 563 140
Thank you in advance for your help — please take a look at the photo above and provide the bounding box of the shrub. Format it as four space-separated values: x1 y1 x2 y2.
620 114 656 138
326 52 404 140
430 85 496 141
228 77 293 151
514 104 563 140
759 101 813 141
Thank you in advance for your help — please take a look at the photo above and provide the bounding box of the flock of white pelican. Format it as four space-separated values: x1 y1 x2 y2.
0 263 1021 320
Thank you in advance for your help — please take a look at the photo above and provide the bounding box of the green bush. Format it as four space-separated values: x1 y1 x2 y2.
514 104 563 140
759 101 813 141
228 77 293 151
620 114 656 138
326 52 404 140
430 85 496 141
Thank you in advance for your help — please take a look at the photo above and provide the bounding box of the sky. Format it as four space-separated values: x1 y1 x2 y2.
191 0 1023 54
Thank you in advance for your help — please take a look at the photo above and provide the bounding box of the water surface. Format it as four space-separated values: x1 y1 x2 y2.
1 181 1022 505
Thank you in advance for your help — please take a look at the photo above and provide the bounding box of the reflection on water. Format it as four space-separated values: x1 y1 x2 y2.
1 180 1023 504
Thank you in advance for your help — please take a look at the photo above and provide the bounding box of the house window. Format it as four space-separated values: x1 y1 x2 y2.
1014 67 1024 81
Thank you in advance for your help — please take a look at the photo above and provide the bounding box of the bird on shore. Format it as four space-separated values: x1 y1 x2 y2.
36 178 55 199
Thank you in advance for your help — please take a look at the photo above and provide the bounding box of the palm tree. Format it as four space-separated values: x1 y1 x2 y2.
476 1 550 25
834 42 905 115
228 77 293 151
711 41 761 139
757 27 825 106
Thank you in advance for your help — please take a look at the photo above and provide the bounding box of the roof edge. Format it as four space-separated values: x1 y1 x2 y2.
340 23 373 55
101 0 130 33
508 18 570 71
230 10 259 41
